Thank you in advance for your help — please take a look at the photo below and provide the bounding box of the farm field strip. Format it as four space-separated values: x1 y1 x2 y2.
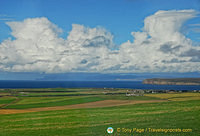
144 92 200 99
0 99 168 114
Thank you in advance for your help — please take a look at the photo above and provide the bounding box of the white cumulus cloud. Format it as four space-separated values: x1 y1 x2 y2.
0 10 200 73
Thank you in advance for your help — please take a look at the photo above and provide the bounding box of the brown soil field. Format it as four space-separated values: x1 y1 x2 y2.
0 99 167 114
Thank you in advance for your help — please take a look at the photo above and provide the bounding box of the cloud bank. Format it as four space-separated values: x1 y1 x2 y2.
0 10 200 73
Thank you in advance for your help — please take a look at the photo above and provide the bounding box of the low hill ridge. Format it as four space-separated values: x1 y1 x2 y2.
143 78 200 85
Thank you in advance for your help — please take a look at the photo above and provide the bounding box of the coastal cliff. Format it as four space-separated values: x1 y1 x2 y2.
142 78 200 85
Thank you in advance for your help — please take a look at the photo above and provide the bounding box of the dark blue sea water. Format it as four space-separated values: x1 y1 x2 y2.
0 80 200 90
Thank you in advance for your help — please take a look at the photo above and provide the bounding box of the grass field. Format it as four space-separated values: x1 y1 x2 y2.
0 88 199 136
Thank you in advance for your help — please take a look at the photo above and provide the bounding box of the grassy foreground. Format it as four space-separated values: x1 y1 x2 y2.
0 88 199 136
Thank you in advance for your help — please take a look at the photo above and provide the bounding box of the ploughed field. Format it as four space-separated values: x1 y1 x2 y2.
0 88 199 136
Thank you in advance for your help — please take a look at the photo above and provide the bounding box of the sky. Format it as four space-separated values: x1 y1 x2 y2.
0 0 200 80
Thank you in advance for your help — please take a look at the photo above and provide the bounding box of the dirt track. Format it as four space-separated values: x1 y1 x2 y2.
0 99 167 114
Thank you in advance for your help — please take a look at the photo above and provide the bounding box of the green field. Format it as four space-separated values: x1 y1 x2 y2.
0 88 199 136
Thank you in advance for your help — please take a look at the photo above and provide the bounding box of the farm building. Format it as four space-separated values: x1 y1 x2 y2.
126 89 144 96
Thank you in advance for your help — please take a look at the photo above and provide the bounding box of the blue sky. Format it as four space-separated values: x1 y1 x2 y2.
0 0 200 80
0 0 200 44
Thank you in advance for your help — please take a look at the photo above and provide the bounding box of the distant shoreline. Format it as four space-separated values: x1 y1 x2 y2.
143 78 200 85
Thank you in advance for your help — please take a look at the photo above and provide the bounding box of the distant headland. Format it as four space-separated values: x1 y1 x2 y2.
143 78 200 85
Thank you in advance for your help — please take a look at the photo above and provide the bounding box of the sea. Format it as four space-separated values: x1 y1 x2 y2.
0 80 200 90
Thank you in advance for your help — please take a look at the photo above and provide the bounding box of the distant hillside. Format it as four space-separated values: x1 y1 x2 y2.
143 78 200 85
